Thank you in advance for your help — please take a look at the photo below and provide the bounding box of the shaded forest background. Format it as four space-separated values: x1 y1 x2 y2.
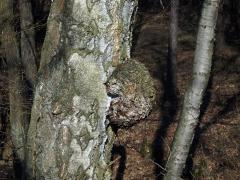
0 0 240 179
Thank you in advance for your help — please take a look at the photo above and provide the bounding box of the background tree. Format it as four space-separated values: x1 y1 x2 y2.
19 0 37 87
0 0 28 166
164 0 221 179
167 0 179 101
0 0 37 178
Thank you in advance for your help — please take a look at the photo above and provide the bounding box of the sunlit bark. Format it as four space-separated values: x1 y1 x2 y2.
164 0 220 179
26 0 138 179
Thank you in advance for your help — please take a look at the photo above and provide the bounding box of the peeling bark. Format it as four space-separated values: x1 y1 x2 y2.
26 0 138 179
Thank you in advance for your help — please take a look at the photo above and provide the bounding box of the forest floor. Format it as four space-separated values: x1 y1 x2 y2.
111 6 240 180
0 3 240 180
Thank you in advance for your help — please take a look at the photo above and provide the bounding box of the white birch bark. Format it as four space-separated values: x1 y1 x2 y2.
164 0 220 179
26 0 138 179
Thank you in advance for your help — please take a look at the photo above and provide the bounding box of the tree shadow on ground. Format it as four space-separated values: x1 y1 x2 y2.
131 2 178 179
184 78 240 179
112 144 126 180
152 62 179 179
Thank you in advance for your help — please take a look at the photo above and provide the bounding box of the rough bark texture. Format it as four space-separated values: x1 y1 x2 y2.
0 0 28 163
164 0 220 179
19 0 37 86
106 59 155 127
26 0 138 179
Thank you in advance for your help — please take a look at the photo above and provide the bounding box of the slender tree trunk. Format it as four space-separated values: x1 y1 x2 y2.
167 0 179 100
215 2 224 52
0 0 28 167
164 0 220 179
19 0 37 87
26 0 138 179
0 65 8 159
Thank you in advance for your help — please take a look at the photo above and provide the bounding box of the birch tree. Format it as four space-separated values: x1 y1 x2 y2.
164 0 221 179
26 0 138 179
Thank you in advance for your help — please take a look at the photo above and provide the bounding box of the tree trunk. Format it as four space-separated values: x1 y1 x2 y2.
0 0 28 164
26 0 138 179
0 64 8 159
164 0 220 179
19 0 37 86
167 0 179 100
